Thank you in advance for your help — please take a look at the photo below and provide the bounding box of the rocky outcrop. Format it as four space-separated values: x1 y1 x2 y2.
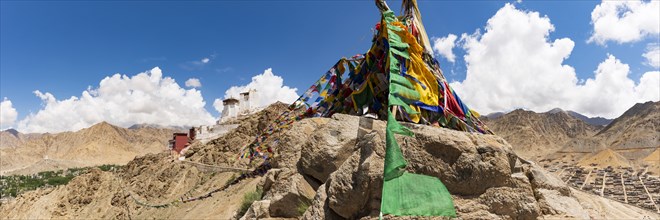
298 114 361 183
258 114 658 219
262 169 316 218
2 105 657 220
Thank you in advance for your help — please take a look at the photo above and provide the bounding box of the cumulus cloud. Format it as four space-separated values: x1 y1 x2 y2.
213 99 224 115
432 34 458 63
589 0 660 45
212 68 299 115
17 67 216 133
201 58 210 64
185 78 202 88
643 43 660 68
572 55 659 117
633 70 660 102
451 3 659 119
0 98 18 130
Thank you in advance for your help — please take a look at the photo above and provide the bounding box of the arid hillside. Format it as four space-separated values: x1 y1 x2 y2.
485 102 659 166
0 129 42 149
483 109 602 160
1 104 657 219
0 122 174 175
596 101 659 154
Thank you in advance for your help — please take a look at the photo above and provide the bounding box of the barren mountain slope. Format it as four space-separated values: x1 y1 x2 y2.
0 129 42 149
2 105 656 219
0 122 173 175
567 111 613 127
484 109 601 160
596 101 659 151
644 148 660 176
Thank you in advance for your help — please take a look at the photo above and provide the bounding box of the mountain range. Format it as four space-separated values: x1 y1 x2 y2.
482 108 602 160
483 101 659 171
484 108 613 127
0 122 175 175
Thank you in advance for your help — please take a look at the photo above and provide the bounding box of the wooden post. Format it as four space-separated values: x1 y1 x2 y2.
391 106 398 120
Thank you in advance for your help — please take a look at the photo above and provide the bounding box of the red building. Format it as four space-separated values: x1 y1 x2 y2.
169 133 189 154
168 128 197 155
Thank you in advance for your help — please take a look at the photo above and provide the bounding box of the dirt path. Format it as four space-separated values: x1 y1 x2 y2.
621 173 628 203
557 168 566 177
563 170 574 183
581 169 593 190
600 172 606 196
638 175 659 213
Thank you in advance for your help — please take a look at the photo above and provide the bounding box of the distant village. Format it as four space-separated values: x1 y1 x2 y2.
0 165 121 202
541 160 660 213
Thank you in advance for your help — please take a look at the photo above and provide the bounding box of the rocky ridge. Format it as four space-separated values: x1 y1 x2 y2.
1 104 657 219
596 101 659 150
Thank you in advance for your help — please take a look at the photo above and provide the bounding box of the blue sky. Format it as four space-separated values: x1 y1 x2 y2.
1 0 659 132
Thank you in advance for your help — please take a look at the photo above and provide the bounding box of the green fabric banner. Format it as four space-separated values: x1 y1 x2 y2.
351 82 374 111
381 172 457 217
381 8 457 218
381 109 456 217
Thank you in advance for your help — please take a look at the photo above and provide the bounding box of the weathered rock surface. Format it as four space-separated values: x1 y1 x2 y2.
262 169 316 218
1 107 657 220
298 114 361 183
271 114 659 219
240 199 271 220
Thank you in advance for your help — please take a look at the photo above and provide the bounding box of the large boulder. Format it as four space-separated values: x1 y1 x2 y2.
262 169 316 218
401 124 518 196
270 118 323 170
298 114 362 183
240 200 271 220
326 132 384 219
301 183 342 220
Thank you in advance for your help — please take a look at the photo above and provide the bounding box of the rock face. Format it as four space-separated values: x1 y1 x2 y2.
262 169 316 218
257 114 657 219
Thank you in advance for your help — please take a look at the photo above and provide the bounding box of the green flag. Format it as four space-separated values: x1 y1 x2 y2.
380 110 456 217
380 8 456 218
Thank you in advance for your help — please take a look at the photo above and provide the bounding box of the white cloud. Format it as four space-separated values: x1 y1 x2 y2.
181 56 214 71
185 78 202 88
589 0 660 45
17 67 216 133
572 55 659 117
0 98 18 130
432 34 458 63
451 3 659 119
634 70 660 102
213 98 224 115
212 68 299 115
643 43 660 68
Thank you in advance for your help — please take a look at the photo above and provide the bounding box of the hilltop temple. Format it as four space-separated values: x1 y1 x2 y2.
219 89 258 123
